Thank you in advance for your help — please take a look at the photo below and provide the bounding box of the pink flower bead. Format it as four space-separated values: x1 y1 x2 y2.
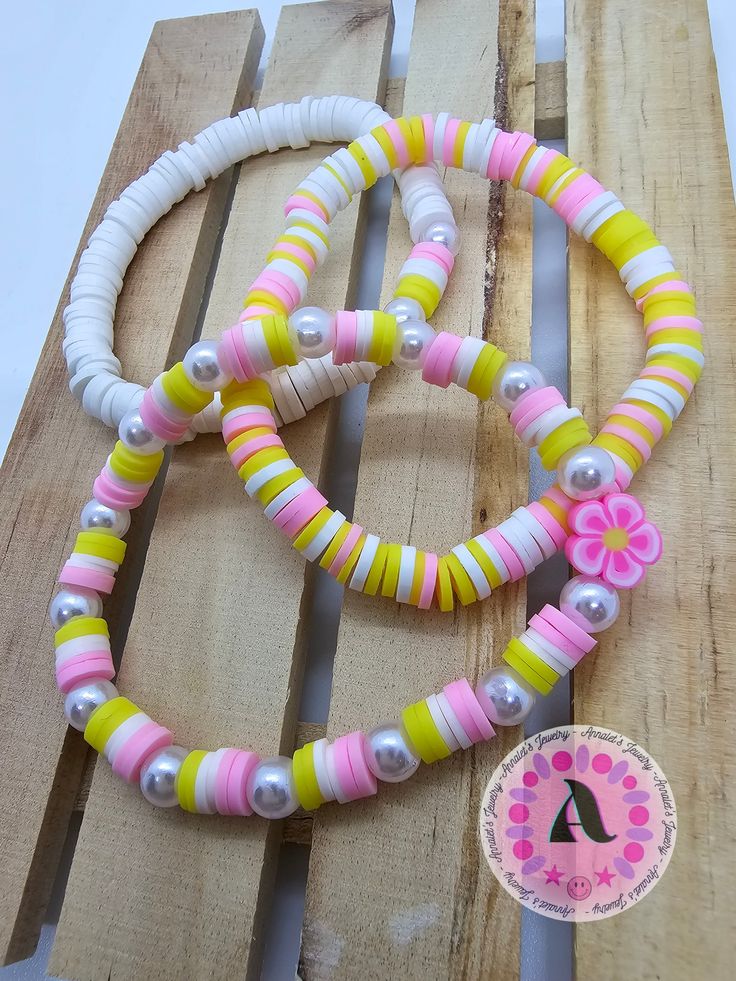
565 493 663 589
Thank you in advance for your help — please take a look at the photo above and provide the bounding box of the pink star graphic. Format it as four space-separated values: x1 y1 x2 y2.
595 866 616 887
544 864 564 885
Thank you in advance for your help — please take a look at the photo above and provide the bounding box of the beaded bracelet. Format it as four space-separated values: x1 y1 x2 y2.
48 113 690 819
214 114 699 608
63 95 457 434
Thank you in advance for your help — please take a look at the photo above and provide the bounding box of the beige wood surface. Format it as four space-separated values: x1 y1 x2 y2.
567 0 735 977
301 1 536 978
0 10 263 967
49 4 394 980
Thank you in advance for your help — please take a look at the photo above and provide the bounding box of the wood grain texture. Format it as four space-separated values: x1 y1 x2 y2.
301 2 535 978
50 4 394 980
535 60 565 140
567 0 735 977
0 10 263 967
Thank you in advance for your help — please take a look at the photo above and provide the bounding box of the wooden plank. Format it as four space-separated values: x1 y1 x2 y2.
566 1 735 977
0 10 263 966
302 1 536 977
535 61 565 140
50 4 394 981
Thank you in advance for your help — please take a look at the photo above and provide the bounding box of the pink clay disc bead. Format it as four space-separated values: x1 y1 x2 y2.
112 721 173 783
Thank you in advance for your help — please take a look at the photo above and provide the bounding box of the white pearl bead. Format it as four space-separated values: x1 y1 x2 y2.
118 409 166 455
557 445 617 501
560 575 620 633
492 361 547 411
365 723 421 782
80 498 131 537
246 756 298 819
182 339 232 392
287 306 336 359
383 297 425 324
418 220 461 256
475 667 536 726
49 587 103 628
63 679 118 731
392 319 436 370
140 745 188 807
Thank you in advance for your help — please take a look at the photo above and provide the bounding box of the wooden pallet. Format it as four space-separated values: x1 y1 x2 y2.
0 1 733 978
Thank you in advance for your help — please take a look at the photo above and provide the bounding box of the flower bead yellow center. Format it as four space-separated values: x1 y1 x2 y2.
603 528 630 552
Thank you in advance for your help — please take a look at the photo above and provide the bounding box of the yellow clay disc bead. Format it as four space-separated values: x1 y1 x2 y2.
401 700 450 764
381 544 403 598
292 507 334 551
508 637 560 686
538 420 592 470
625 399 673 436
466 538 503 589
292 743 325 811
161 362 214 414
539 493 570 533
647 353 701 384
453 120 471 169
408 115 426 162
84 697 139 754
363 543 389 596
535 154 575 200
409 551 426 606
646 328 703 352
593 433 641 472
547 168 585 205
322 162 353 201
511 142 539 188
502 645 554 696
318 520 351 570
435 556 454 612
631 270 682 300
176 750 207 813
237 446 289 483
269 234 318 264
244 290 290 316
336 534 366 585
74 530 127 564
220 378 274 413
256 468 305 507
108 441 164 484
607 414 657 448
347 142 378 188
445 553 477 605
370 125 400 169
55 615 110 647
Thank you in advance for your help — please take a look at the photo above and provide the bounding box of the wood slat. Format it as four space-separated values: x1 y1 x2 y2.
302 1 535 977
50 4 394 980
0 10 263 966
567 0 735 977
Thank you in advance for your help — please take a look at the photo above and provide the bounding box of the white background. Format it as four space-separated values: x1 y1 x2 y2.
0 0 734 460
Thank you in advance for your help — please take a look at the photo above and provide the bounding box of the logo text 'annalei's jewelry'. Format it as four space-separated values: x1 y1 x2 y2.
479 725 677 922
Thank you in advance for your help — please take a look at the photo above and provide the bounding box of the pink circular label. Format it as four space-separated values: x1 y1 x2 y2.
479 725 677 921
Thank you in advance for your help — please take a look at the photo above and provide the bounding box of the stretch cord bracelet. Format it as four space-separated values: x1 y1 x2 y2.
63 95 457 433
49 121 681 824
216 113 700 608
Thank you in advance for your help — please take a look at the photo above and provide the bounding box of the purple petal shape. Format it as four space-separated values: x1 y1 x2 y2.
614 857 635 880
522 855 547 876
607 760 629 784
623 790 650 804
510 787 537 803
627 827 654 841
575 743 589 773
506 825 534 839
533 753 550 779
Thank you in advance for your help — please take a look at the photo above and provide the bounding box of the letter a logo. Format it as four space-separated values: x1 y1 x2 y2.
549 779 617 843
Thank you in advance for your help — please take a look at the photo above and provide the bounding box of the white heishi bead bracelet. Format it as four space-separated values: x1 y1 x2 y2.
64 95 459 438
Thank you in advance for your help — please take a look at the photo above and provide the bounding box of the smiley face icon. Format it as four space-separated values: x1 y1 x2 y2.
566 876 592 901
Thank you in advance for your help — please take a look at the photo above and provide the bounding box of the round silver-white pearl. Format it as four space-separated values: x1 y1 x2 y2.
247 756 298 819
392 319 436 370
557 445 617 501
49 587 103 628
383 296 426 325
476 667 536 726
560 575 620 633
118 409 166 455
418 220 461 256
140 745 188 808
63 679 118 731
492 361 547 411
182 339 232 392
365 723 421 783
287 307 336 359
80 498 131 537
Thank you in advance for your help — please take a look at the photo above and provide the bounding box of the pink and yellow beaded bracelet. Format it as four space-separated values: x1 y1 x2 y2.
49 111 694 819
